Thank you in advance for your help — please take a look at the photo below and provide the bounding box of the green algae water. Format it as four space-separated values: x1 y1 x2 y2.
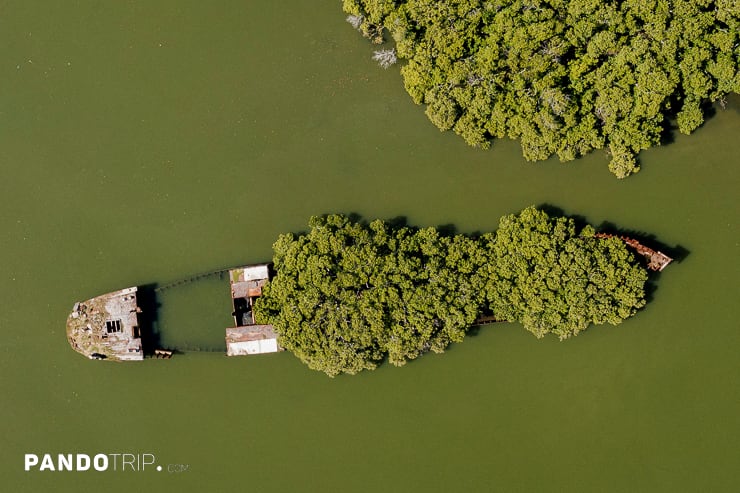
1 1 739 491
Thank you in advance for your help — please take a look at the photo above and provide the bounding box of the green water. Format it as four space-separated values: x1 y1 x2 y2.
1 1 739 491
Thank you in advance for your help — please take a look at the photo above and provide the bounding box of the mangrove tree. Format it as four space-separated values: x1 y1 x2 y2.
342 0 740 177
254 207 650 376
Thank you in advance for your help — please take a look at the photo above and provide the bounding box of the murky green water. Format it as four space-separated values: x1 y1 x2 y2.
1 2 739 491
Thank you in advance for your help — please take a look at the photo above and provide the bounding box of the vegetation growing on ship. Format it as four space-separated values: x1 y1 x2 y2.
342 0 740 178
480 208 648 339
254 207 648 376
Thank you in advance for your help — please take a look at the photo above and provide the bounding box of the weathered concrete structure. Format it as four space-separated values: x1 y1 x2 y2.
66 287 143 361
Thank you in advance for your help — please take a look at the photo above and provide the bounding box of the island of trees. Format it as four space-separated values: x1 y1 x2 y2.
254 207 651 376
342 0 740 177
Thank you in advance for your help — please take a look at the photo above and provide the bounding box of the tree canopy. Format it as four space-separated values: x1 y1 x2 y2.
480 207 647 339
254 207 650 376
342 0 740 177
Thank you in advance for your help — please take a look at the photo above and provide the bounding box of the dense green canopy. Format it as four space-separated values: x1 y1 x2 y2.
253 215 486 376
480 207 647 339
254 208 649 376
342 0 740 177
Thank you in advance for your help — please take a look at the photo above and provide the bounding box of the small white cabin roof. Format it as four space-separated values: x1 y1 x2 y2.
230 264 269 283
225 325 280 356
227 338 279 356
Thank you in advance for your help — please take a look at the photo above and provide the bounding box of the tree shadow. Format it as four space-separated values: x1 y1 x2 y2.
725 93 740 115
346 212 366 225
436 223 457 237
344 212 409 231
466 324 482 336
659 118 678 146
660 97 719 146
334 213 460 237
701 99 718 121
385 215 409 230
536 204 590 232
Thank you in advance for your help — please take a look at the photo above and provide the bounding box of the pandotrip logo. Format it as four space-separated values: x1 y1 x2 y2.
24 453 165 472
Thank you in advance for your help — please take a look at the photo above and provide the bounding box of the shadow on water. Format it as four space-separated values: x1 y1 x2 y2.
137 283 163 356
538 204 690 260
466 324 482 337
343 212 458 237
136 284 187 356
725 93 740 115
324 212 469 238
344 212 411 230
436 223 457 237
135 266 267 357
660 119 678 146
659 96 721 147
137 279 228 356
383 215 409 230
537 204 590 232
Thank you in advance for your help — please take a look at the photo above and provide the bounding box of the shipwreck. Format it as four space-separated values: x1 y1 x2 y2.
66 264 281 361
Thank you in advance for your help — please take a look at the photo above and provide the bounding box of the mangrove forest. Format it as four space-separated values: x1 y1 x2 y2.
254 207 651 376
342 0 740 177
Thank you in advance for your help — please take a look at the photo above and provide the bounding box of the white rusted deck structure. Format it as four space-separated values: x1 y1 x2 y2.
226 264 281 356
226 325 280 356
